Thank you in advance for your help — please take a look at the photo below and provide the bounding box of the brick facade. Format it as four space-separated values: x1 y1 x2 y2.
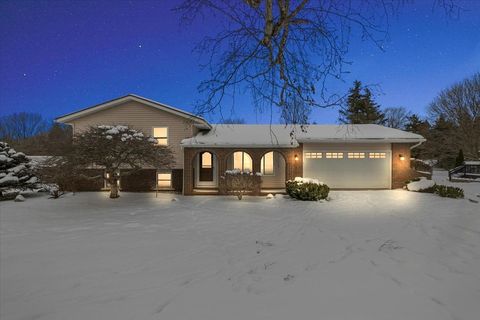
183 146 303 195
391 143 419 189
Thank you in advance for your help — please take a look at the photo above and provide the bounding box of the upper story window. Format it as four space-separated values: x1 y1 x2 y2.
233 151 253 172
153 127 168 146
261 152 274 175
347 152 365 159
325 152 343 159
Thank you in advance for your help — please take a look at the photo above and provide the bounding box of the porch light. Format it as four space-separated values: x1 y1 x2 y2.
399 154 405 161
294 154 299 161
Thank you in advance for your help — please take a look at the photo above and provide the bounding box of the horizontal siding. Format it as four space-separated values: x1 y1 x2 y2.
69 101 195 168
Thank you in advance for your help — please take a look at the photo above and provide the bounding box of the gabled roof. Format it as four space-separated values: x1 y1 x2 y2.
55 94 211 129
181 124 426 148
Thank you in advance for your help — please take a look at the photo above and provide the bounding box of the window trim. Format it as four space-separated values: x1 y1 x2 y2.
325 152 344 159
201 152 213 168
347 152 366 159
261 151 275 176
152 126 169 146
157 171 172 188
369 152 387 159
305 152 322 159
232 151 253 172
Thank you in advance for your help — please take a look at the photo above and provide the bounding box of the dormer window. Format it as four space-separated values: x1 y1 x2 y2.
153 127 168 145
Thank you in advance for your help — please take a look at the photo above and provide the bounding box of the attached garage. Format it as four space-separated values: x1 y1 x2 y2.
302 144 392 189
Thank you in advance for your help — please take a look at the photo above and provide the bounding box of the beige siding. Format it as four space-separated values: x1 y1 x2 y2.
68 101 195 168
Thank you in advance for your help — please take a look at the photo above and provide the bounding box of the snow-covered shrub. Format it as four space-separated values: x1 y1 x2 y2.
406 177 464 198
219 170 262 200
0 142 42 200
406 177 435 192
434 185 464 199
286 177 329 201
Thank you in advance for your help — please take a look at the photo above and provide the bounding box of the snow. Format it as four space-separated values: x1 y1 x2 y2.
406 177 435 191
181 124 425 147
1 175 479 320
293 176 324 185
13 194 25 202
464 160 480 165
0 174 19 186
266 193 274 199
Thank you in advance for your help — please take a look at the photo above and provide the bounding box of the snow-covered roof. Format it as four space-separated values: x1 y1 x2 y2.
181 124 425 148
55 94 211 129
464 161 480 165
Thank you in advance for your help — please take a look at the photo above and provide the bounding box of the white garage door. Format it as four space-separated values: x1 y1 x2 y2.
303 151 391 189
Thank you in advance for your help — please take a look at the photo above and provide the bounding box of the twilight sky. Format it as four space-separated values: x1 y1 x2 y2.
0 0 479 124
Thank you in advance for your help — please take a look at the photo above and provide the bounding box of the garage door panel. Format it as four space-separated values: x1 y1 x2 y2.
303 152 391 188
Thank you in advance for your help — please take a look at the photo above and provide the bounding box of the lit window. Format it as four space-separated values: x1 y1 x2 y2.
157 172 171 188
325 152 343 159
233 151 252 172
369 152 386 159
347 152 365 159
261 152 274 175
305 152 322 159
201 152 212 168
153 127 168 145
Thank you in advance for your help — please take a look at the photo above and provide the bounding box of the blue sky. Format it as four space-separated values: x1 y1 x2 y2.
0 0 479 124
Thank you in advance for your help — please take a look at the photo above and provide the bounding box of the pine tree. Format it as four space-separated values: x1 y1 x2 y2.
0 142 41 200
339 80 385 124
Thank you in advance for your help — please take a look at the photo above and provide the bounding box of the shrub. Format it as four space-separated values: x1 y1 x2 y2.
219 170 262 200
286 178 329 201
434 185 464 198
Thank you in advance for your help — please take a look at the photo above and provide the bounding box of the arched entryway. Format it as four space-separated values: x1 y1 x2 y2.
259 151 286 189
193 151 218 188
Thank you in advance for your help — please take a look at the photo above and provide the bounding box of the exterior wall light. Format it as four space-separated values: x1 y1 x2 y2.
399 154 405 161
294 154 299 161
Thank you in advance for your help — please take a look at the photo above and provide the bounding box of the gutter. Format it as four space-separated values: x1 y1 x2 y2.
410 139 426 150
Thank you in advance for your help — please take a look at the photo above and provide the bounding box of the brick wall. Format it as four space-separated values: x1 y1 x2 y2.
183 146 303 195
391 143 418 189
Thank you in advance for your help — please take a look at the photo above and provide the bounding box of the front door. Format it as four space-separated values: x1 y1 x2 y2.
199 152 214 181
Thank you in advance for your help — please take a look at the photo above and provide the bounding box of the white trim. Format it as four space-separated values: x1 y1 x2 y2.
194 152 218 187
152 126 169 146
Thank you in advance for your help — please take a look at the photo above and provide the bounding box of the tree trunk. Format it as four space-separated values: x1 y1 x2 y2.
110 179 119 198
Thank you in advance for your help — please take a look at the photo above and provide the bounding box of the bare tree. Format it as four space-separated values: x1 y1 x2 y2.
0 112 49 141
384 107 411 129
221 117 246 124
428 73 479 159
51 125 175 198
176 0 461 125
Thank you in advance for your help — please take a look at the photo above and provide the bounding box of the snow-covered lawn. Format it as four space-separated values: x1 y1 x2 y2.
1 174 479 320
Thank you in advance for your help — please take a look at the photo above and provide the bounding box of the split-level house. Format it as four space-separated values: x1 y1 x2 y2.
56 94 426 195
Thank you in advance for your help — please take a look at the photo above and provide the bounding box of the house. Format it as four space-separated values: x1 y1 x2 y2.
56 94 426 194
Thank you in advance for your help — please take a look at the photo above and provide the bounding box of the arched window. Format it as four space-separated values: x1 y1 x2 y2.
233 151 252 172
201 152 212 168
261 152 274 175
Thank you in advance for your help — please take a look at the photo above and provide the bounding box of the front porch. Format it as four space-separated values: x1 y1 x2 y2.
183 147 303 195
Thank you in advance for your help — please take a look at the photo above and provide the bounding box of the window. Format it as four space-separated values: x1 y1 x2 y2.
325 152 343 159
201 152 212 168
153 127 168 145
261 152 274 175
347 152 365 159
233 151 252 172
104 171 120 189
369 152 386 159
157 172 172 188
305 152 322 159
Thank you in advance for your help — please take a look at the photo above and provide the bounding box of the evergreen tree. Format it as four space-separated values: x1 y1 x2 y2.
0 142 41 200
455 149 464 167
339 80 385 124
